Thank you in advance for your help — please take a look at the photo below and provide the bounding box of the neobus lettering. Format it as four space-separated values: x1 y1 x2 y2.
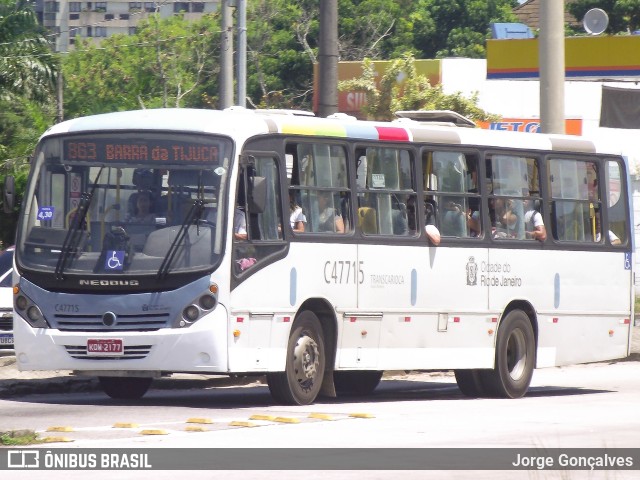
324 260 364 284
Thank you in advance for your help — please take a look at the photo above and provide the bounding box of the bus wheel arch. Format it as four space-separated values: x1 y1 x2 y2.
482 302 538 398
266 298 337 405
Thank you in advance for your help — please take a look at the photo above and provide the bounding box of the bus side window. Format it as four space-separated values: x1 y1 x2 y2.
605 160 627 245
428 150 480 239
549 159 600 243
291 142 351 234
357 147 415 236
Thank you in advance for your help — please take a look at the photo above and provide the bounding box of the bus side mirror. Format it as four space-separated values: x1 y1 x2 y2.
3 175 15 214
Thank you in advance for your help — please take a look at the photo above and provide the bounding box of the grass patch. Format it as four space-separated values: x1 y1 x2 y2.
0 429 39 446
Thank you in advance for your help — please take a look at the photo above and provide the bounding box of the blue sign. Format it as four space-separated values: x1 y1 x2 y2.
37 206 54 221
105 250 125 271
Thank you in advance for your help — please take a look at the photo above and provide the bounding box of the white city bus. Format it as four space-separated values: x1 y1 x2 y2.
8 108 634 405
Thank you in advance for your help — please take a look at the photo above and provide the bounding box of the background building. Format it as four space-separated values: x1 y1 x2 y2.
36 0 220 52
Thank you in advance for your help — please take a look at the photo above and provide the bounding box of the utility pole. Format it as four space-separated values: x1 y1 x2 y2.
219 0 234 108
56 70 64 123
236 0 247 107
539 0 565 134
318 0 338 117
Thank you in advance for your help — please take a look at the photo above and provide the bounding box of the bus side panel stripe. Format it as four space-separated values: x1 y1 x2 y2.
549 136 596 153
290 267 297 306
344 124 380 140
281 123 347 137
410 128 461 144
375 126 410 142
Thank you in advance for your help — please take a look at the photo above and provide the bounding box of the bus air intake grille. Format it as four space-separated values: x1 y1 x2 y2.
53 313 171 331
64 345 152 360
0 316 12 330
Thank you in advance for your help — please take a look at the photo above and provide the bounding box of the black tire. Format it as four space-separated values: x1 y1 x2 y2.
481 309 535 398
267 311 326 405
454 369 487 397
334 371 383 396
98 376 153 399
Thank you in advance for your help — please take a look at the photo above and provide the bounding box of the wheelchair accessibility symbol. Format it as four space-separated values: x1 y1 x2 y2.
105 250 125 271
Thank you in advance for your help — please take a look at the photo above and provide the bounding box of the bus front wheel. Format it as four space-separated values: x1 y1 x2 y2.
482 309 535 399
98 376 153 399
267 311 326 406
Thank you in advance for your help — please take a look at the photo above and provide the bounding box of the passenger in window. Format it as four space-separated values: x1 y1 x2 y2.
524 199 546 242
289 191 306 233
594 213 622 245
467 209 481 237
317 191 344 233
127 190 156 224
603 230 622 245
493 198 522 239
424 200 441 245
441 201 467 237
233 207 248 240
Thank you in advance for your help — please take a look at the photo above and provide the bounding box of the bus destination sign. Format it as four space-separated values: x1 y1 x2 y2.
63 138 220 164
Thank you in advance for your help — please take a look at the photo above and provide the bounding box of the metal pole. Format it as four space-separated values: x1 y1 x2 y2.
236 0 246 107
56 69 64 123
219 0 234 108
539 0 565 134
318 0 338 117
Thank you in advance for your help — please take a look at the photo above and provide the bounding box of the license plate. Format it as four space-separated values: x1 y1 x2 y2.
87 338 123 356
0 333 13 345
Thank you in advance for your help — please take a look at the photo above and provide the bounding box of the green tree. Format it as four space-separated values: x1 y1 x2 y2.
0 0 58 245
63 13 220 118
567 0 640 34
245 0 316 108
242 0 519 109
338 0 416 60
412 0 518 58
0 0 57 101
338 54 499 121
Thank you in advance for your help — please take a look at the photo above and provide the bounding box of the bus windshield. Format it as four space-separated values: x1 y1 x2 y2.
17 132 233 278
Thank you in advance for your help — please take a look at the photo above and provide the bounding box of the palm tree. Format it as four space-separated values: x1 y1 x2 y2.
0 0 57 102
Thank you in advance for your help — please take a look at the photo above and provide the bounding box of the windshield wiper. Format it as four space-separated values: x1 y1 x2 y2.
55 167 104 280
156 199 205 280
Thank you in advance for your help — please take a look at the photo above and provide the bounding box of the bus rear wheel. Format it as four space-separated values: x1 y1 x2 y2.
267 311 326 405
98 376 153 399
481 309 535 398
334 371 383 396
454 369 487 397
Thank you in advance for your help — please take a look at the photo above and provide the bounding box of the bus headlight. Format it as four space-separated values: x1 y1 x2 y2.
174 283 219 328
14 289 50 329
27 306 44 323
198 294 217 310
183 305 199 322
